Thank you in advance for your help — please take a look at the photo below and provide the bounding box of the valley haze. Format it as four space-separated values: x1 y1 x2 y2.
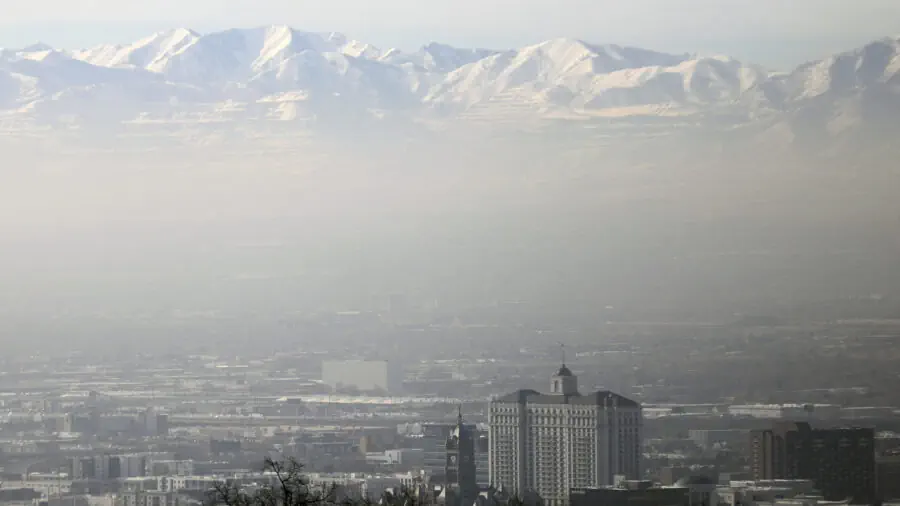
1 26 900 353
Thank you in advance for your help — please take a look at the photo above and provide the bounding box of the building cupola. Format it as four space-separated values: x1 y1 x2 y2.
550 345 579 396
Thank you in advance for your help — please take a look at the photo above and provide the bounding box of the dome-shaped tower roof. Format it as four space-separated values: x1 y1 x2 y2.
555 365 573 377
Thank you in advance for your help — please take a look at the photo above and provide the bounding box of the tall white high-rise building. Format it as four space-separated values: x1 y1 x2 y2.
488 364 643 506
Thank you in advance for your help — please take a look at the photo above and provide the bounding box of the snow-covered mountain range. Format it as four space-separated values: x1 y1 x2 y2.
1 25 899 131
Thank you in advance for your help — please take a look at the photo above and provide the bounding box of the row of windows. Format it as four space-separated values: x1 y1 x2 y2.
492 403 640 414
492 415 640 426
527 427 600 434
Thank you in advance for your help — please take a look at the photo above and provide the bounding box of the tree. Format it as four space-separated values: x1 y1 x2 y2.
207 457 343 506
207 458 533 506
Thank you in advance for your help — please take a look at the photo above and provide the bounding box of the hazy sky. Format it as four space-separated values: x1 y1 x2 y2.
1 0 899 67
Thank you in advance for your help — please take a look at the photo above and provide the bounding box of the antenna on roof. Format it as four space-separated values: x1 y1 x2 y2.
559 342 566 367
458 404 463 424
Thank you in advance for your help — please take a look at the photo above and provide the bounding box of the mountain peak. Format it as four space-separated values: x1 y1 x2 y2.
150 27 199 38
18 42 54 53
262 24 295 36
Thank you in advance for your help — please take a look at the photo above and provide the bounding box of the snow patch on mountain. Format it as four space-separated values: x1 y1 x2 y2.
745 37 900 110
423 38 759 112
0 70 39 108
321 32 383 59
380 42 500 73
74 28 200 69
146 26 341 84
0 49 161 97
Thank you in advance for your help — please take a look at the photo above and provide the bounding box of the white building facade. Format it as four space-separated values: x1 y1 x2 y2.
727 404 841 420
488 366 643 506
321 360 403 394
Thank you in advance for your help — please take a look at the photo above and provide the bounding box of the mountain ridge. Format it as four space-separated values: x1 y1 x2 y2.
1 26 899 136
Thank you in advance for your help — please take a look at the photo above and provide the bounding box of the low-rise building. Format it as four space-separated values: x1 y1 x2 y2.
688 430 748 450
121 490 197 506
728 405 841 420
718 480 817 506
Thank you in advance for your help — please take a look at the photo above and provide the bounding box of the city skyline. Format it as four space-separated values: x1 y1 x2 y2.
1 1 898 504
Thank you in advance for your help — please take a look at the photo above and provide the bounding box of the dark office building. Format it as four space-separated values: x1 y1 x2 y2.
876 452 900 502
570 482 688 506
750 422 875 503
422 422 489 487
444 409 478 506
657 467 716 487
